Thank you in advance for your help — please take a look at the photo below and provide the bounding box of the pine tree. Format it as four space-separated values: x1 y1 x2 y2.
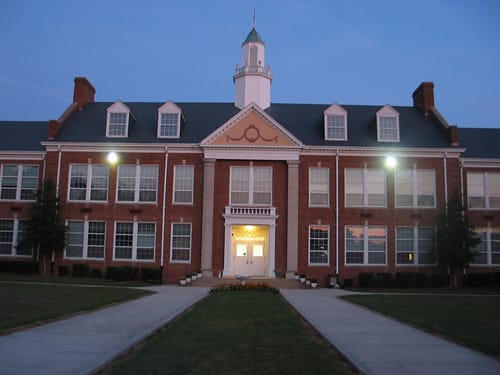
18 179 66 275
436 190 480 287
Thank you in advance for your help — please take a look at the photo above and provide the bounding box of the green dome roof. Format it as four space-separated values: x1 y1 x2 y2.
242 28 265 46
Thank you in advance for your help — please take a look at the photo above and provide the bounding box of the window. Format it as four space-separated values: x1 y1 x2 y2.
309 225 329 265
66 221 106 259
472 228 500 265
0 165 39 201
159 113 179 138
69 164 109 201
467 172 500 209
376 105 399 142
117 165 158 203
171 223 192 262
309 168 329 207
345 225 386 265
114 222 155 261
345 169 386 207
174 165 194 204
396 227 436 265
324 103 347 141
0 219 32 256
230 166 272 205
395 170 436 208
107 112 128 137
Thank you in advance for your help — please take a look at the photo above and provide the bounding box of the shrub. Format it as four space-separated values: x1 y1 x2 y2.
376 272 393 287
105 266 117 280
106 266 138 281
358 272 374 288
431 273 447 288
58 265 69 276
369 276 383 288
209 283 279 294
342 278 353 288
72 263 90 277
415 273 428 288
396 272 415 288
0 260 38 274
90 268 103 278
494 272 500 286
141 267 161 284
467 273 495 287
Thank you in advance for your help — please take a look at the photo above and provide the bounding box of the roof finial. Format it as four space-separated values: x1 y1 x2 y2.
253 8 256 29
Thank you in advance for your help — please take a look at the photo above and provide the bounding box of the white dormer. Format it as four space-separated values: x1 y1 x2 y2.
324 103 348 141
376 105 400 142
157 101 182 138
106 101 130 138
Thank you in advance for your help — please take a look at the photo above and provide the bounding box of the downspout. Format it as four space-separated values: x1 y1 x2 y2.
160 147 168 284
443 152 448 212
56 145 62 195
459 160 464 206
335 149 339 282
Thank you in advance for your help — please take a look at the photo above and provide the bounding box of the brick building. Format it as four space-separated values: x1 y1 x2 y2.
1 26 499 285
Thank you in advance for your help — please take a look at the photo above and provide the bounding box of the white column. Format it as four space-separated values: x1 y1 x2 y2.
286 160 299 278
201 159 215 277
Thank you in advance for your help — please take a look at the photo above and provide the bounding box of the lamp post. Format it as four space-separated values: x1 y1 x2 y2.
385 155 397 268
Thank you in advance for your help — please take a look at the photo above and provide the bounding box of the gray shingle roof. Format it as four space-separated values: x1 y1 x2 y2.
242 28 265 46
0 121 47 151
459 128 500 159
52 102 453 149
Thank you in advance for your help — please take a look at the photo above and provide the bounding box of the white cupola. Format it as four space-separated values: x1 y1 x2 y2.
233 26 272 109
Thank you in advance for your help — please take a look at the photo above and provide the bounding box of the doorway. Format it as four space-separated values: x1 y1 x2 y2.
232 225 268 277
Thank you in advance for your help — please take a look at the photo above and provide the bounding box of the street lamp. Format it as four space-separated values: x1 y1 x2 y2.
107 152 118 165
385 155 397 169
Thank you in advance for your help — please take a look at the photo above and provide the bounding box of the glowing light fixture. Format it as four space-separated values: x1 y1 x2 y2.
385 155 397 169
107 152 118 164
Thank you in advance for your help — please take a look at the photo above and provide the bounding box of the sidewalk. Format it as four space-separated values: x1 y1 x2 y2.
0 285 209 375
281 289 500 375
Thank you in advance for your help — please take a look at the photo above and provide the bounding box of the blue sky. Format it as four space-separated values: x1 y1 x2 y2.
0 0 499 128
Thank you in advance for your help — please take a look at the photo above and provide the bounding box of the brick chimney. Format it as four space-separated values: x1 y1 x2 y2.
73 77 96 109
412 82 434 115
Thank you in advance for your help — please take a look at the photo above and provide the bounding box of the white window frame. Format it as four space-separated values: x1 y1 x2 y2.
471 227 500 266
170 222 192 263
230 166 273 206
308 224 329 265
113 221 156 261
157 101 182 138
65 220 106 260
395 226 436 265
68 164 109 202
117 165 158 203
345 225 387 265
395 169 436 208
376 105 400 142
467 172 500 210
106 101 130 138
309 167 329 207
173 165 194 204
345 168 386 207
0 219 32 257
0 165 39 201
324 103 347 141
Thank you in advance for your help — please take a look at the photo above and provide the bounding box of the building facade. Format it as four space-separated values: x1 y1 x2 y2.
1 27 499 285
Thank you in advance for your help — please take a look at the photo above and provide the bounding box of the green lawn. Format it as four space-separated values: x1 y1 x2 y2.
0 272 149 287
342 294 500 358
0 282 151 333
106 291 353 375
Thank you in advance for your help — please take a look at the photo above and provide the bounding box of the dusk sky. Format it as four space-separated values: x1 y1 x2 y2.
0 0 499 128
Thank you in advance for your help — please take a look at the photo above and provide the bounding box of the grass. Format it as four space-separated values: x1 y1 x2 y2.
0 282 152 334
342 294 500 358
105 291 354 375
0 272 149 287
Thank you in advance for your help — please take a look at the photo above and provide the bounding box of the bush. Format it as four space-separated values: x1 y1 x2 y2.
358 272 374 288
396 272 415 288
494 272 500 286
0 260 38 274
415 273 428 288
58 265 69 276
342 278 353 288
141 267 161 284
105 266 138 281
431 273 447 288
377 273 393 287
90 268 102 278
466 273 495 287
72 263 90 277
105 266 117 280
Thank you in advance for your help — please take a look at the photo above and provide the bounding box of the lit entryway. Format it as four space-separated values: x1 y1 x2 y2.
232 225 268 276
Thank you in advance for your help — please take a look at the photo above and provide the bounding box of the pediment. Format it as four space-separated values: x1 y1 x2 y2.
201 104 302 147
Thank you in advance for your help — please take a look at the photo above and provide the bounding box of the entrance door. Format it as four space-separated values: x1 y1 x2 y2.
234 242 266 276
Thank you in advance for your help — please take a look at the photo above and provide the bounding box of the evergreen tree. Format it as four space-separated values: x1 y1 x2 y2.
436 190 480 286
18 179 66 274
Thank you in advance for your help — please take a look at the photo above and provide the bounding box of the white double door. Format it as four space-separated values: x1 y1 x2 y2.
234 241 266 277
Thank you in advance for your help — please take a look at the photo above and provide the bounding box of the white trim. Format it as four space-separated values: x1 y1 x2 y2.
308 224 330 266
205 148 300 161
64 220 106 260
106 101 130 138
229 166 272 206
67 164 109 202
113 221 156 262
324 103 348 141
157 101 182 139
169 222 192 263
308 167 330 207
116 164 158 204
172 165 194 205
345 224 388 266
0 164 39 201
394 169 437 208
376 105 400 143
344 168 387 208
0 152 45 160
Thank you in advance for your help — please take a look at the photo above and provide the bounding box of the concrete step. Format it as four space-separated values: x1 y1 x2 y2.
187 276 312 289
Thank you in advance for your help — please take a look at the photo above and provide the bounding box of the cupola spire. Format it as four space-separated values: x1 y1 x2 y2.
233 13 272 109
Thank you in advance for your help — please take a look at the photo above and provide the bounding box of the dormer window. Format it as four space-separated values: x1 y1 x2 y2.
324 103 347 141
157 101 182 138
106 101 130 138
376 105 399 142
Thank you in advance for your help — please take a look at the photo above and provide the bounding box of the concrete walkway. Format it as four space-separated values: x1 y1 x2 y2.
0 285 209 375
281 289 500 375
